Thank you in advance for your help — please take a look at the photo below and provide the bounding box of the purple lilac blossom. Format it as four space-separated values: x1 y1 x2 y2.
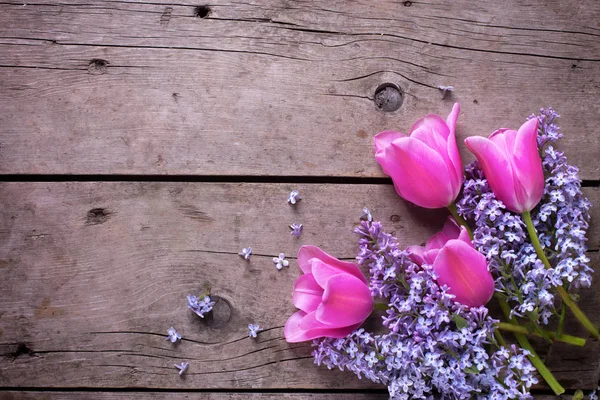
288 190 302 205
239 247 252 260
290 223 303 238
273 253 289 270
166 327 181 343
174 361 188 376
187 294 215 318
312 220 537 399
248 323 262 338
456 108 593 323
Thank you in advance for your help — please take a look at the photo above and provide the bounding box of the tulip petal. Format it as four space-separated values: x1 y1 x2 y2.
512 118 544 211
457 226 473 247
465 135 520 212
284 310 361 343
433 239 495 308
374 130 405 155
374 131 407 176
425 217 461 251
292 273 324 313
446 103 464 193
410 114 450 140
297 246 366 284
407 245 426 265
383 137 455 208
316 274 373 326
311 258 367 289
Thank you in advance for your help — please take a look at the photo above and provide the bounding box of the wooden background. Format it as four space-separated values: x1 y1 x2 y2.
0 0 599 399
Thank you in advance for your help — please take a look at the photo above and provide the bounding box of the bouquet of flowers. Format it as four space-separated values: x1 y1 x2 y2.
283 105 598 399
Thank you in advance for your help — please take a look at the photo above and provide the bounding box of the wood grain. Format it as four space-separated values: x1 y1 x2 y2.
0 0 598 178
0 392 579 400
0 182 598 390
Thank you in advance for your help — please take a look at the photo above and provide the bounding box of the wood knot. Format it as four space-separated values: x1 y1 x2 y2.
88 59 109 75
86 208 111 225
374 83 403 112
390 214 402 223
194 5 211 18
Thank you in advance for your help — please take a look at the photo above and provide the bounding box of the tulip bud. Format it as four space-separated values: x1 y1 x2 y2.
284 246 373 343
465 118 544 213
408 218 495 308
374 103 463 209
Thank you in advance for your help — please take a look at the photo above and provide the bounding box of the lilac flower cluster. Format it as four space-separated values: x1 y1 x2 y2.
312 220 537 399
456 109 592 323
187 294 215 318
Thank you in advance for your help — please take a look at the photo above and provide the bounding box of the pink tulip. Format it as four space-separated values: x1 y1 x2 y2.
408 218 495 308
284 245 373 343
374 103 463 209
464 118 544 213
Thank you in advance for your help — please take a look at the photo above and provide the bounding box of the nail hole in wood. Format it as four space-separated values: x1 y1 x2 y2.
88 59 109 75
403 1 412 6
194 5 211 18
86 208 111 225
374 83 403 112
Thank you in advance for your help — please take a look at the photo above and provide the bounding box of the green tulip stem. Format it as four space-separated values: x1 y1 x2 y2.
495 322 586 347
447 203 473 239
496 294 565 395
522 211 599 340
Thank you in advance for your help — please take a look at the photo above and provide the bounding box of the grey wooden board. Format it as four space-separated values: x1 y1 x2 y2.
0 392 585 400
0 182 598 390
0 0 598 178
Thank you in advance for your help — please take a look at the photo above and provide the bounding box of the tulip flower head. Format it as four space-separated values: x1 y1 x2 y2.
374 103 463 209
465 118 544 213
408 218 495 308
284 246 373 343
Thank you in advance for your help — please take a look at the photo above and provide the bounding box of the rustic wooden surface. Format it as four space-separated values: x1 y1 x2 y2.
1 0 599 399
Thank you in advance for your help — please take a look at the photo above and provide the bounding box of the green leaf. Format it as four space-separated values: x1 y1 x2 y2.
572 389 584 400
463 365 480 375
452 314 469 330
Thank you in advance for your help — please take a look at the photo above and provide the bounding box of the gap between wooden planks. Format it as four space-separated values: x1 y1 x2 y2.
0 0 598 178
0 182 598 390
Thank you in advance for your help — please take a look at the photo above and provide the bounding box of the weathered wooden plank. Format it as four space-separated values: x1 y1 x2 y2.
0 392 579 400
0 1 598 178
0 183 598 390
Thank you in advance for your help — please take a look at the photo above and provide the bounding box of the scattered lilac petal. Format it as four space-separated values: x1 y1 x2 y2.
174 361 188 376
239 247 252 260
290 223 303 238
359 207 372 222
166 327 181 343
248 323 263 338
437 85 453 99
273 253 289 270
288 190 302 205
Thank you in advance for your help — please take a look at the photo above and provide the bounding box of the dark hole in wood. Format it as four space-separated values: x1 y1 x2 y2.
86 208 111 225
194 5 211 18
10 343 34 360
88 59 109 75
374 83 403 112
473 99 479 104
403 1 412 6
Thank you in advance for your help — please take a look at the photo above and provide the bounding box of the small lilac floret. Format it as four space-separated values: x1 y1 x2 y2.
273 253 289 270
248 323 262 338
360 207 372 222
290 223 303 238
287 190 302 205
174 361 188 376
166 327 181 343
239 247 252 260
